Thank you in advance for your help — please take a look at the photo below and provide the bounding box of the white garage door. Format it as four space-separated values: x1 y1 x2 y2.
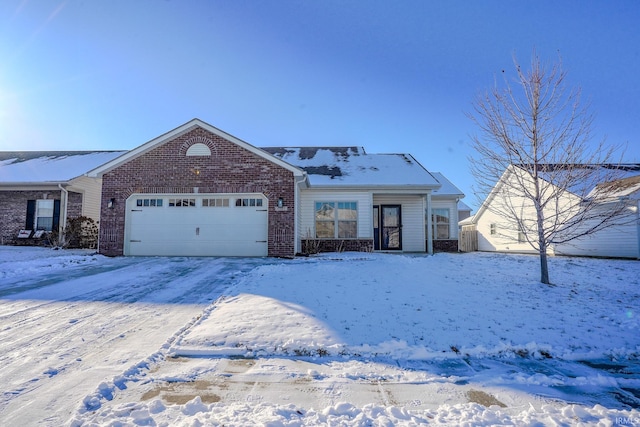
125 194 268 256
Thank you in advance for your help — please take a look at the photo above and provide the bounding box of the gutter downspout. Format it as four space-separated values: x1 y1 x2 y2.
293 174 308 256
58 183 68 246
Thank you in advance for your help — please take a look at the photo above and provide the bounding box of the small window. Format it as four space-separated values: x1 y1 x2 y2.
490 223 496 235
136 198 163 207
235 198 263 207
203 198 230 207
337 202 357 238
518 227 526 243
169 198 195 207
35 200 54 231
430 208 450 240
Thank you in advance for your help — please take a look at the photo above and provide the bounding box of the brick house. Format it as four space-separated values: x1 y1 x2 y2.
0 151 124 245
2 119 465 256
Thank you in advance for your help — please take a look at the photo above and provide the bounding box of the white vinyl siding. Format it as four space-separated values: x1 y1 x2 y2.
373 194 425 252
476 202 538 253
475 168 582 254
552 202 639 259
68 175 103 223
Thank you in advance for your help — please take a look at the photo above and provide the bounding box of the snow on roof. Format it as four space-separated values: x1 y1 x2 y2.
520 163 640 198
588 174 640 200
430 172 465 197
457 200 472 211
261 146 441 188
0 151 127 183
0 146 458 193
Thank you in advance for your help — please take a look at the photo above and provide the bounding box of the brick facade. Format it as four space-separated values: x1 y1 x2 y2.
301 238 374 254
98 127 297 257
0 190 82 245
433 239 459 252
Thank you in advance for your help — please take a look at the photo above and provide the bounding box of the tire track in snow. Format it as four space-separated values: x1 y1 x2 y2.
0 256 268 426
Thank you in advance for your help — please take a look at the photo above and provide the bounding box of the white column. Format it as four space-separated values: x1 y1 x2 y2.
426 192 433 255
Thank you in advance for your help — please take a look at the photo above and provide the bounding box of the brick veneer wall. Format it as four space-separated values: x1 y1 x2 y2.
99 126 297 257
301 239 374 254
0 190 82 245
67 192 83 218
433 239 459 252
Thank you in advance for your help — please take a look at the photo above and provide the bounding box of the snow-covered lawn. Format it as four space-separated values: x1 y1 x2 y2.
1 247 639 425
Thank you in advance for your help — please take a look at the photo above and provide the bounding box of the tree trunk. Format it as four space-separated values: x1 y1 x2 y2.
539 246 550 285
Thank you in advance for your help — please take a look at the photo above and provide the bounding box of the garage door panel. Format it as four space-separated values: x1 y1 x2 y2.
126 195 268 256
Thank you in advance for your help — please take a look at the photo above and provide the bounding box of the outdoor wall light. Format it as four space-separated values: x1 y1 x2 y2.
277 197 284 208
108 198 116 209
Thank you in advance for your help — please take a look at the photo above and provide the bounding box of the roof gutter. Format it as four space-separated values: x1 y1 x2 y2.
307 184 440 193
0 181 70 190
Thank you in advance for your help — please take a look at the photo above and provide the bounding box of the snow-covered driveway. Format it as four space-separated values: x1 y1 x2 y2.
1 247 639 426
0 248 264 426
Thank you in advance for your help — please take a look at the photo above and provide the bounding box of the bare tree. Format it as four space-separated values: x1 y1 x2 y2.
468 51 632 285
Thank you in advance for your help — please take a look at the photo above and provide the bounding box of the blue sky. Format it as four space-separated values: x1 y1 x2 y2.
1 1 639 210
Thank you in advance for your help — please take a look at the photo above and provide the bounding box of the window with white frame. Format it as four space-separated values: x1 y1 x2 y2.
518 225 526 243
431 208 450 240
315 201 357 238
235 198 263 207
490 223 497 235
168 198 196 207
203 198 230 207
136 198 163 207
35 199 55 231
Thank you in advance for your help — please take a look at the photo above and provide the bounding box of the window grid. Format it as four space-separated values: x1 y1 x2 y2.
431 208 450 240
315 201 357 239
169 198 196 207
235 198 263 207
35 199 54 231
136 198 163 207
203 198 230 207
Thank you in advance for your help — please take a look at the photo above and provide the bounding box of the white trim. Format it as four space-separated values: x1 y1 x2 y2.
426 193 433 254
309 185 439 193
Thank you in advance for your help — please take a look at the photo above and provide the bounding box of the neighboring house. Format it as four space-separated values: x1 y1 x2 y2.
462 164 640 259
0 151 125 245
457 200 472 223
1 119 465 257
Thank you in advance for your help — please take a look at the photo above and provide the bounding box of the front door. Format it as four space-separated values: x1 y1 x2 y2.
373 205 402 250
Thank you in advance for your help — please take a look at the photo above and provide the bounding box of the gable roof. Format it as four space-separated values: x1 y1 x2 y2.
262 146 441 190
468 163 640 225
430 172 465 198
457 200 472 212
0 151 126 184
1 120 461 195
532 163 640 198
86 118 305 178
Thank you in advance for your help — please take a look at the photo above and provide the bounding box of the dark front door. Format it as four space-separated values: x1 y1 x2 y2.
374 205 402 250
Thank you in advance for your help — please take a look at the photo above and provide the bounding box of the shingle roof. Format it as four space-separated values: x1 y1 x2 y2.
261 146 442 188
0 151 126 182
1 146 460 195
